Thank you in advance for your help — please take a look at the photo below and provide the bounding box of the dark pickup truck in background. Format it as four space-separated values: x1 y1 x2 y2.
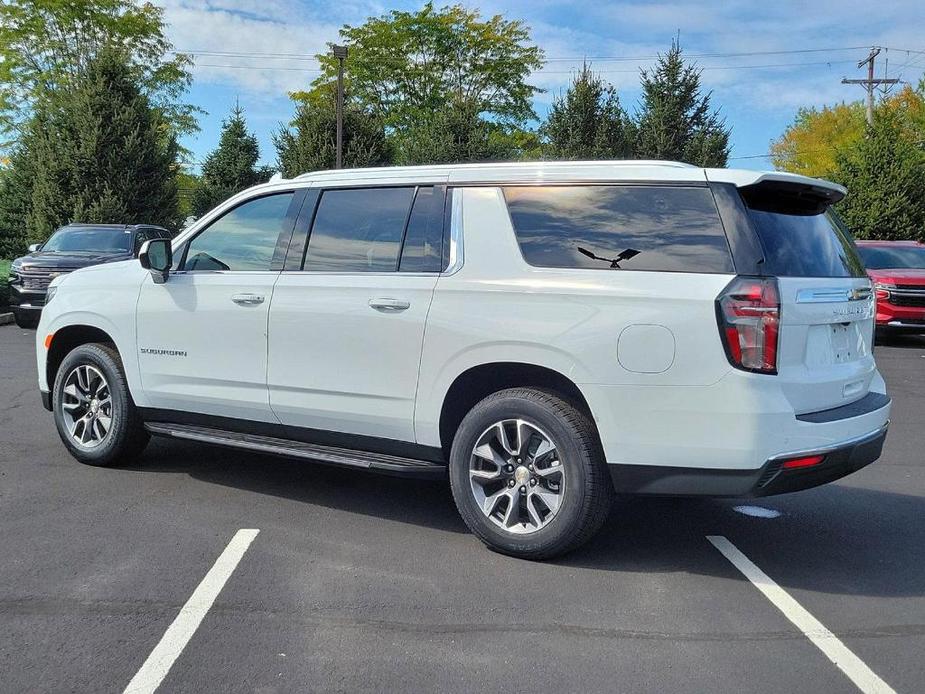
7 223 173 328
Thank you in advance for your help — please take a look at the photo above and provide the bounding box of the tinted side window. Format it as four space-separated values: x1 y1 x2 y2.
399 186 444 272
184 193 294 271
304 187 415 272
504 186 733 273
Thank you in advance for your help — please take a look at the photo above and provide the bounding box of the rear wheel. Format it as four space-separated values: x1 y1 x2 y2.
52 343 149 466
449 388 613 560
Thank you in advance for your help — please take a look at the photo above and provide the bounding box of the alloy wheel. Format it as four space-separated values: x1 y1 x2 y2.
60 364 113 449
468 419 565 534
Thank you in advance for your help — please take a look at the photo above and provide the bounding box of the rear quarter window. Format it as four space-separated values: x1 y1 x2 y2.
503 185 734 273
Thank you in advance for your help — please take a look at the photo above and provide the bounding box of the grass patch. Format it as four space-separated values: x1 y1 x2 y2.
0 259 10 309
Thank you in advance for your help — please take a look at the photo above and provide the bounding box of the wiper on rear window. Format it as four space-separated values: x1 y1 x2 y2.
577 246 641 269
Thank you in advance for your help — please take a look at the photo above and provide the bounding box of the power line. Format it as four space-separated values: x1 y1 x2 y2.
174 45 875 63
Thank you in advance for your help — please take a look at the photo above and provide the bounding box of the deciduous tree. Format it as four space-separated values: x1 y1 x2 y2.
312 3 543 140
0 0 195 141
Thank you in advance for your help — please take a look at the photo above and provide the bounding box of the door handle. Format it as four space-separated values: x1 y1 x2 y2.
231 293 265 306
369 298 410 312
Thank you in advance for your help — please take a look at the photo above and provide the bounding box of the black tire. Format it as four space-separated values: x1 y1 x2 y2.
14 312 39 329
449 388 613 560
52 343 149 466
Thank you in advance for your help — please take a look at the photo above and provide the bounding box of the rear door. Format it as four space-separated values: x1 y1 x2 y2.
741 184 875 414
267 184 446 442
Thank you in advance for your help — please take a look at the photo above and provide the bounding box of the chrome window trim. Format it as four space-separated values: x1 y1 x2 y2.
443 187 465 276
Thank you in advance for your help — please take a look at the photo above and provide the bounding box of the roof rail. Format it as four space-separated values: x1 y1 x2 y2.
293 159 696 180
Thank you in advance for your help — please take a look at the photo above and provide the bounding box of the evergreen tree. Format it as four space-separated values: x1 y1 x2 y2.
26 48 180 238
542 63 633 160
831 109 925 242
634 41 730 166
275 91 392 177
0 139 38 257
192 104 272 216
397 98 517 165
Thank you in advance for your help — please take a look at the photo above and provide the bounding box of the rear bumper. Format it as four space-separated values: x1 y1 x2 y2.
609 421 888 497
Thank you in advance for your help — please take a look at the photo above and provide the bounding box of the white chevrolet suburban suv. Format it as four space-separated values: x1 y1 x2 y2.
36 161 891 559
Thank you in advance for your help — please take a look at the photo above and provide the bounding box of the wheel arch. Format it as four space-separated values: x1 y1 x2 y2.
437 361 599 459
46 324 119 393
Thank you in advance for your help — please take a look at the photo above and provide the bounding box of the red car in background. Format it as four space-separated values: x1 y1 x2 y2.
855 240 925 332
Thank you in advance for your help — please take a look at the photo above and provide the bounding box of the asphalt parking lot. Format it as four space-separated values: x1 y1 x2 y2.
1 326 924 693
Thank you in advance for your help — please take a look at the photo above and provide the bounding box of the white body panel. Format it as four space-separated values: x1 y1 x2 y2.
36 160 889 480
267 272 438 440
135 271 279 422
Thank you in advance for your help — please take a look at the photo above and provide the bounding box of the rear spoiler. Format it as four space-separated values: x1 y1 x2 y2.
705 169 846 214
738 179 845 215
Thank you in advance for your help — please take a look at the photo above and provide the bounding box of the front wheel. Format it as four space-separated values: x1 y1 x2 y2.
52 343 149 466
449 388 613 560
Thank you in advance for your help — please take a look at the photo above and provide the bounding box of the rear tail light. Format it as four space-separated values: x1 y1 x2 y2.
716 276 780 374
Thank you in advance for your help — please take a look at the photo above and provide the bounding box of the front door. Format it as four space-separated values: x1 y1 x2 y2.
136 190 301 422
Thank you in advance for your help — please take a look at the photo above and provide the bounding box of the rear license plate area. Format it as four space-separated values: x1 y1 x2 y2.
831 323 852 363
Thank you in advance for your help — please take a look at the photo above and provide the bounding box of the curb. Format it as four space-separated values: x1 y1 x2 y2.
0 312 13 326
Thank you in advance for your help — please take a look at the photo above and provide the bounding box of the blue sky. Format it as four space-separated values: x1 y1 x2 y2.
160 0 925 173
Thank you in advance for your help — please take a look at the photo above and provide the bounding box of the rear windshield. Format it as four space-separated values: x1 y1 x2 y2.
503 185 734 273
41 226 132 253
856 244 925 270
746 207 866 278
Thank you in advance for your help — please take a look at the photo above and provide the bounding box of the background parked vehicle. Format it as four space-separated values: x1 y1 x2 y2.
855 240 925 333
8 223 173 328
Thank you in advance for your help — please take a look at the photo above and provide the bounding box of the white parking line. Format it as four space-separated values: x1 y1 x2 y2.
123 529 260 694
707 535 895 694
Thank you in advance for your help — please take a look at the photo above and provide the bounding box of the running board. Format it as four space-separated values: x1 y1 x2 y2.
144 422 447 478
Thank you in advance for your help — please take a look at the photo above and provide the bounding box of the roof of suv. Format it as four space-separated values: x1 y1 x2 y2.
278 160 845 200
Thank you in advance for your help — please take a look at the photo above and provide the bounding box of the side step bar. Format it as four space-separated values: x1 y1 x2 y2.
144 422 447 479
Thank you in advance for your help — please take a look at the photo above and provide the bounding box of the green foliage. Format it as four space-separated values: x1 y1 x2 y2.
770 86 925 179
830 109 925 242
542 63 633 160
0 258 10 308
176 170 200 223
396 98 522 165
313 3 544 134
634 41 730 166
192 104 273 217
0 0 196 142
24 49 180 239
0 143 37 256
275 92 392 176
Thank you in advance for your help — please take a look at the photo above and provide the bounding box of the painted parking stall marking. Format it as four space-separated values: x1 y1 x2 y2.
707 535 896 694
123 529 260 694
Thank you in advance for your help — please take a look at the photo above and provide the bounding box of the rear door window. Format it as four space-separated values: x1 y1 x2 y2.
303 187 416 272
503 185 733 273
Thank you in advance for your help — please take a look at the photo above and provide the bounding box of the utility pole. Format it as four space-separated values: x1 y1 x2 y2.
332 44 348 169
842 47 899 126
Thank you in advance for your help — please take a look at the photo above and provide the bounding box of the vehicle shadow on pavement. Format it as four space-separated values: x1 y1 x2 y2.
132 438 469 534
876 332 925 349
559 485 925 598
131 439 925 598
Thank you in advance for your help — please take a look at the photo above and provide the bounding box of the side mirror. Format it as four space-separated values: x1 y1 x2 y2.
27 243 41 253
139 238 173 284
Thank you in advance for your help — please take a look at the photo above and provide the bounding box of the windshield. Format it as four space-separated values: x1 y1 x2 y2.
41 227 132 253
856 244 925 270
